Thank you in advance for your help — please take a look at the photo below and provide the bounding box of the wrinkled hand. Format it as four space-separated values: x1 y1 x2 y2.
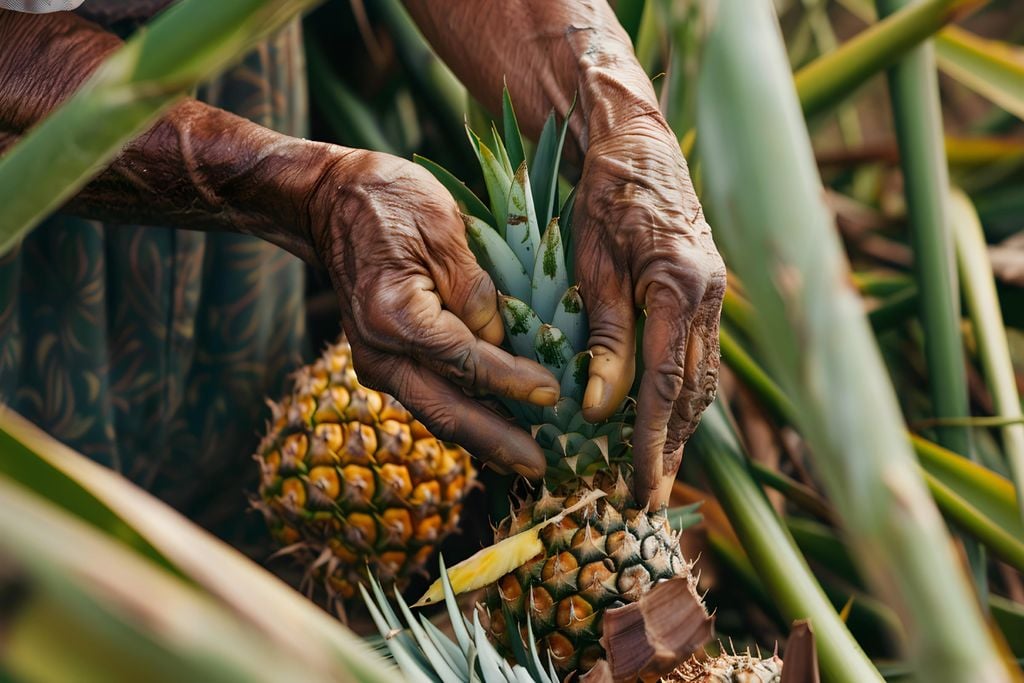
307 149 560 476
574 116 726 509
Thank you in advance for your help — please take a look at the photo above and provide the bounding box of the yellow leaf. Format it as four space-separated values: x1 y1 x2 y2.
412 488 606 607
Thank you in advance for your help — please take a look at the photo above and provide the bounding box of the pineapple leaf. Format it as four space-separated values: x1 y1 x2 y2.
500 395 541 430
528 98 576 232
467 127 512 232
530 219 569 322
368 572 409 634
504 163 542 274
358 584 436 682
531 423 563 451
533 324 574 376
471 612 509 683
420 617 470 680
524 618 551 683
558 352 590 404
414 154 495 229
554 432 587 459
415 491 606 607
550 285 586 355
394 589 464 683
498 295 543 358
467 646 480 683
557 186 577 277
666 502 704 533
464 215 531 302
501 86 526 173
574 436 611 474
501 602 536 681
543 397 581 432
438 556 473 656
490 121 514 179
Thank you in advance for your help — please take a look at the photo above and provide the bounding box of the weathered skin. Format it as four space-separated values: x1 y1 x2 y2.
0 2 724 507
404 0 726 506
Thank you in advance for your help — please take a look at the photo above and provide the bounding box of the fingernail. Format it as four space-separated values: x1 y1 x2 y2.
513 463 539 478
583 376 605 411
528 386 559 406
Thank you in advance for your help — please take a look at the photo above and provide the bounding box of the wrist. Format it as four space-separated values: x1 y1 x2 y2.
567 28 668 151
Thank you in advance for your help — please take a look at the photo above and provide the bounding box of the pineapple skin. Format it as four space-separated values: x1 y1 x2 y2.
665 652 784 683
254 337 475 602
486 468 696 676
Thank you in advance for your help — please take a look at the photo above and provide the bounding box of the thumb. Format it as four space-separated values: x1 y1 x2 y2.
579 267 636 423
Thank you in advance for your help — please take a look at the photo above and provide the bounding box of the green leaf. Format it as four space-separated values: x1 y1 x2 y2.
935 27 1024 122
438 557 472 658
0 410 393 683
394 590 463 683
951 188 1024 523
666 502 704 533
691 403 881 683
502 86 526 173
558 352 590 410
531 219 569 322
991 595 1024 657
491 121 514 178
420 618 470 679
498 295 544 358
794 0 986 121
305 36 397 155
0 477 358 683
615 0 647 44
550 285 587 355
0 0 323 252
505 162 542 275
359 585 434 682
912 435 1024 556
557 186 577 269
534 324 574 376
463 215 531 302
699 0 1006 677
415 155 495 228
873 0 983 590
467 128 513 232
922 471 1024 573
528 101 574 232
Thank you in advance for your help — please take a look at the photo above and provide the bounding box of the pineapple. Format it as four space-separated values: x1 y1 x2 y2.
666 652 784 683
413 92 710 679
253 337 475 604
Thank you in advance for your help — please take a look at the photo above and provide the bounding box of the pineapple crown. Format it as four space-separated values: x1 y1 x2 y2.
416 89 634 487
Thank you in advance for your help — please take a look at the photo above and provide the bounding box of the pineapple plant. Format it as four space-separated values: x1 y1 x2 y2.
410 92 712 679
253 336 476 605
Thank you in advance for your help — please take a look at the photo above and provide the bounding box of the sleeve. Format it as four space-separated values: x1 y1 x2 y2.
0 0 85 11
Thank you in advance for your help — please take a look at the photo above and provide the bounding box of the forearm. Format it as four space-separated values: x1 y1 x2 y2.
402 0 667 154
0 9 336 262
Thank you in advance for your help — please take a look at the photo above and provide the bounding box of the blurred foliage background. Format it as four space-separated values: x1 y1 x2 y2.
1 0 1024 680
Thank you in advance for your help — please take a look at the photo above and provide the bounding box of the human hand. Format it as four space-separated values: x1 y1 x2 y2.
573 115 726 509
306 149 561 477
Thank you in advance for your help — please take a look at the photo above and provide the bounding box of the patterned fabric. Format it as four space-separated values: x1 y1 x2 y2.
0 19 310 550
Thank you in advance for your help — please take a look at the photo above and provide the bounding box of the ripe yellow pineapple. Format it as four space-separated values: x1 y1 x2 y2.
254 337 475 603
414 92 709 679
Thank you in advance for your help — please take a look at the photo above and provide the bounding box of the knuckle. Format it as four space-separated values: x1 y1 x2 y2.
438 343 478 387
417 400 461 442
650 363 686 404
